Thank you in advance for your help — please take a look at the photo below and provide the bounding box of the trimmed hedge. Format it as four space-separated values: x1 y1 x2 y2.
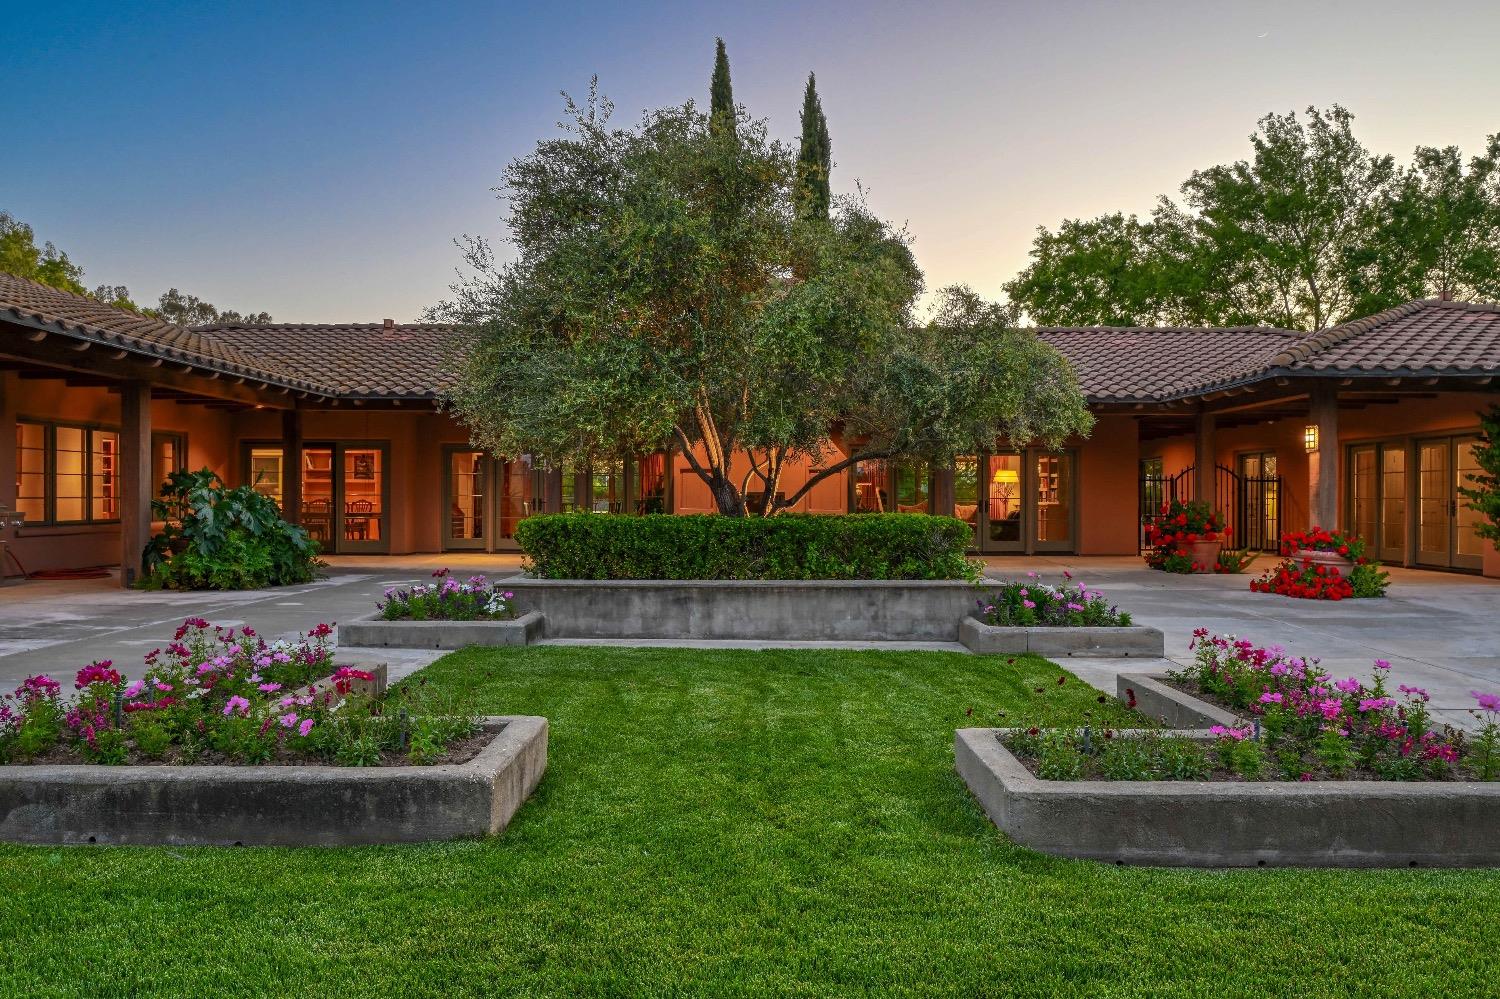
515 513 976 580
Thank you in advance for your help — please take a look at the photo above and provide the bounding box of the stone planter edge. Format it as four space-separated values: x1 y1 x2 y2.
339 611 545 650
0 715 548 847
955 727 1500 867
958 617 1165 657
1117 672 1240 729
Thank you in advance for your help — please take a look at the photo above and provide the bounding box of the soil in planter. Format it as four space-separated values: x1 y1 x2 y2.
9 726 495 768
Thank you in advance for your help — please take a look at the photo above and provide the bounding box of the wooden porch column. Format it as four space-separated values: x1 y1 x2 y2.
1194 409 1216 506
281 409 303 525
119 382 152 588
1308 382 1339 530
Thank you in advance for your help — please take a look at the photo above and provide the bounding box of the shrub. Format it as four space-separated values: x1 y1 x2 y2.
1142 500 1228 573
515 513 976 580
380 569 516 620
143 469 323 590
974 571 1132 627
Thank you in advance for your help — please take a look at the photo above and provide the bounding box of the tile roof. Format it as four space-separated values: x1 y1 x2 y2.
1035 325 1302 402
4 272 1494 403
197 322 463 398
1269 299 1500 376
0 273 328 394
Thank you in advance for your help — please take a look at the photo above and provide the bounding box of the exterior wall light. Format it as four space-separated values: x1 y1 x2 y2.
1303 425 1319 452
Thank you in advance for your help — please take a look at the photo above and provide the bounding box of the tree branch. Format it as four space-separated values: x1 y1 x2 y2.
779 445 899 511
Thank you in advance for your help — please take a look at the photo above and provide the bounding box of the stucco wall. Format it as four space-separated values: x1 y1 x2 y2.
1074 415 1140 555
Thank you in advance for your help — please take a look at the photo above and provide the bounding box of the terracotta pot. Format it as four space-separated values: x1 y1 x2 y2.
1294 548 1349 571
1188 539 1221 573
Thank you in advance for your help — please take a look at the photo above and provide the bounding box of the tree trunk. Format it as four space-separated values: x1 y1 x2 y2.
709 475 747 516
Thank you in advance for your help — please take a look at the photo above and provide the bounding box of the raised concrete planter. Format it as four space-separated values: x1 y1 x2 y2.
0 715 548 847
959 617 1165 657
497 578 982 642
956 727 1500 867
340 611 544 650
1117 673 1239 728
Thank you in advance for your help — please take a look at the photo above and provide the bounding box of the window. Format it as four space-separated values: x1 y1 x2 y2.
14 420 121 526
152 431 188 492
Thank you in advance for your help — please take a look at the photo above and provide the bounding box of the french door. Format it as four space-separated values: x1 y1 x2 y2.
1348 442 1408 564
1417 435 1483 571
443 448 488 550
955 450 1076 554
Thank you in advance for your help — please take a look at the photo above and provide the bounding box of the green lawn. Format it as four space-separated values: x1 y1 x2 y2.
1 647 1496 997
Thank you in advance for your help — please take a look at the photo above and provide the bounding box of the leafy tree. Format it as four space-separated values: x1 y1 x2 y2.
441 88 1091 516
154 287 272 326
1003 106 1500 331
710 38 734 136
1354 136 1500 311
1 211 269 323
796 73 831 221
1459 408 1500 547
1 211 87 295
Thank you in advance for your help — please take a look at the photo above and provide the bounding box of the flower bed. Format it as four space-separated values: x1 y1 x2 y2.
962 573 1161 656
1142 500 1228 574
0 619 481 767
974 571 1132 627
379 569 517 621
1249 527 1389 599
1156 630 1498 781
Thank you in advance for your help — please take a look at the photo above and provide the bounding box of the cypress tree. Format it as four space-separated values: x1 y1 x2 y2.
796 73 831 220
710 38 735 136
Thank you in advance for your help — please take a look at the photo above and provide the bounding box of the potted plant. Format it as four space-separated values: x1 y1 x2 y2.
1143 500 1228 574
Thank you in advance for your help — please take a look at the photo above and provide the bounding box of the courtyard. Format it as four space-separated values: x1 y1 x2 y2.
2 555 1494 729
3 642 1498 996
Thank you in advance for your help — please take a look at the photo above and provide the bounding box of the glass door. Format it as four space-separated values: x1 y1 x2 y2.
1349 445 1378 542
984 453 1025 551
338 445 387 553
500 456 543 543
444 448 488 551
300 447 336 551
1418 436 1483 571
1033 451 1074 552
1380 446 1407 563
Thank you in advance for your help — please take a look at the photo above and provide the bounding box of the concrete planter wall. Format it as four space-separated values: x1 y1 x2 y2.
0 716 548 847
340 611 544 650
956 727 1500 867
1117 673 1239 728
959 617 1165 657
496 578 983 641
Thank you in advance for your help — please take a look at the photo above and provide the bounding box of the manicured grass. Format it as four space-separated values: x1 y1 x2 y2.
1 646 1496 997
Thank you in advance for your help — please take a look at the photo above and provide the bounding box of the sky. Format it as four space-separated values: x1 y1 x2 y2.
4 0 1499 323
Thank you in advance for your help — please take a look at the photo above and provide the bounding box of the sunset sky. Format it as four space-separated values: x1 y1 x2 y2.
5 0 1499 322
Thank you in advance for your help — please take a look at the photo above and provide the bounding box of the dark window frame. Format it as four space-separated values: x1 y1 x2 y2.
14 417 123 528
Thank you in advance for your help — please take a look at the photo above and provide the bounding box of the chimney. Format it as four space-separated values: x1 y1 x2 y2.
1439 289 1453 302
383 318 395 329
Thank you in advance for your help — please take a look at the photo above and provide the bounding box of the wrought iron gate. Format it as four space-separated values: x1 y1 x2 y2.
1138 464 1282 551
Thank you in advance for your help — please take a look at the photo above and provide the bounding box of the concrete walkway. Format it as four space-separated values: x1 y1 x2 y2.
0 553 1494 730
979 555 1500 731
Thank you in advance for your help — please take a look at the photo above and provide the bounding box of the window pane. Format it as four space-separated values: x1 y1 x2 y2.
91 430 119 520
1035 452 1072 545
249 448 285 506
1350 447 1377 542
16 423 46 523
1457 438 1484 557
1381 447 1406 552
987 454 1023 543
54 426 86 522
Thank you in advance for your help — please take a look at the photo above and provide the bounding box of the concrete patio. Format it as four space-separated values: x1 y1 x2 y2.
0 553 1494 729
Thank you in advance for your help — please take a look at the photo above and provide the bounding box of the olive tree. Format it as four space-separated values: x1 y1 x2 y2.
441 87 1092 516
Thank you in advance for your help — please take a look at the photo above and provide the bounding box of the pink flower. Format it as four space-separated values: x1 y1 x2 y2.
1373 660 1391 671
279 712 299 728
123 679 145 699
298 718 315 737
1334 677 1362 694
1259 692 1283 704
1209 724 1252 741
222 695 251 717
1358 697 1395 713
258 682 282 693
1472 691 1500 713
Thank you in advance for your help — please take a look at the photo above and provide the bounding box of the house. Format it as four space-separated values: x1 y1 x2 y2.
2 272 1496 583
